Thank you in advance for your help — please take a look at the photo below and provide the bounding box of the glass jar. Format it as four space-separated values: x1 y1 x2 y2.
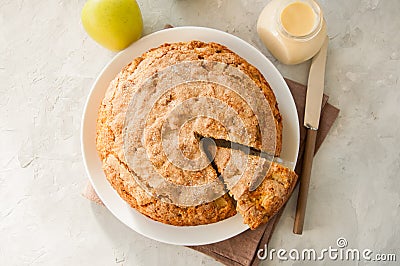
257 0 327 65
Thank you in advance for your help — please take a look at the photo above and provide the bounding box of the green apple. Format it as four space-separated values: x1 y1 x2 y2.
81 0 143 51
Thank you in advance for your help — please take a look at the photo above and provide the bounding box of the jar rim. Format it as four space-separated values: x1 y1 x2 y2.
277 0 324 41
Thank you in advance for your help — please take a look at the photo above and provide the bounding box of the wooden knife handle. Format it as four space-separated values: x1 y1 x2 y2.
294 128 318 234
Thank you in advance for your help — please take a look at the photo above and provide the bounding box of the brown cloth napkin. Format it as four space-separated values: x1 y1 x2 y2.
82 79 339 265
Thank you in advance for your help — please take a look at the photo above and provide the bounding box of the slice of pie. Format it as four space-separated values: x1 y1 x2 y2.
200 137 298 230
232 159 298 230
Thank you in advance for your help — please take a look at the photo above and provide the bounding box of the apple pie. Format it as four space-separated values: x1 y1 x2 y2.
96 41 297 229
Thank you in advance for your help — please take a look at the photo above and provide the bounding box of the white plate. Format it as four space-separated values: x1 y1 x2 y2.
81 26 299 246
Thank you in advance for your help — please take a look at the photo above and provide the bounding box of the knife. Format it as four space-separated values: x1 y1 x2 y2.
196 133 295 191
293 36 329 234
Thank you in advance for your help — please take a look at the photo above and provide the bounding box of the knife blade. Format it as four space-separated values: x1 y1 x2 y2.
294 36 329 234
304 36 329 130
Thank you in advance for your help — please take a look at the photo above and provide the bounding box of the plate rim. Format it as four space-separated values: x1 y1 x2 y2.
81 26 300 246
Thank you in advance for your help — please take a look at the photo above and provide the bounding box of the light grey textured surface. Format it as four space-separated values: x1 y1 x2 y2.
1 0 399 265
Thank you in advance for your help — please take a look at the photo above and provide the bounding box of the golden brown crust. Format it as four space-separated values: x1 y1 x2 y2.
103 153 237 226
96 41 284 226
233 161 298 230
